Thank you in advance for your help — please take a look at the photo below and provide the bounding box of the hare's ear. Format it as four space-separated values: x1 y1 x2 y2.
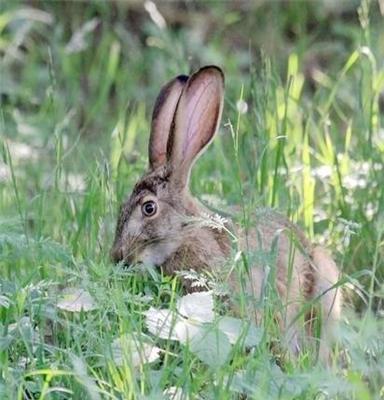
167 66 224 187
149 75 188 170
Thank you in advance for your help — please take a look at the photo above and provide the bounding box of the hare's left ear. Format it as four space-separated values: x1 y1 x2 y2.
167 66 224 187
149 75 188 170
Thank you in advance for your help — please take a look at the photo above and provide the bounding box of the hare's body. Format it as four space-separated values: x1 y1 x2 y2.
111 66 342 360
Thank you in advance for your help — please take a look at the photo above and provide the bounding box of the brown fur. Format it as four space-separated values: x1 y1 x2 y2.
111 66 342 361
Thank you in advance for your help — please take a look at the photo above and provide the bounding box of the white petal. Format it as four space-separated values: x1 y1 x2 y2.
57 288 97 312
177 292 214 322
112 334 161 368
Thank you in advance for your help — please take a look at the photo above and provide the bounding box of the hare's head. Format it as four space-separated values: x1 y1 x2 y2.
111 66 225 268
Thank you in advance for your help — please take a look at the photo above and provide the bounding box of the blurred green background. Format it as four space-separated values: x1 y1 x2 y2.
2 0 383 296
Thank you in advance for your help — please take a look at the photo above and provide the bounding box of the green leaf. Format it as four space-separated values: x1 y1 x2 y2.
218 316 263 347
189 324 231 369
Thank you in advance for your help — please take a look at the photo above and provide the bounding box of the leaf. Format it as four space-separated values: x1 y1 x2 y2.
0 294 11 308
218 316 263 347
112 334 161 368
57 288 97 312
190 325 231 368
70 354 101 400
230 362 311 398
173 320 204 344
144 292 215 343
163 386 185 400
144 307 203 343
145 307 177 340
177 291 214 322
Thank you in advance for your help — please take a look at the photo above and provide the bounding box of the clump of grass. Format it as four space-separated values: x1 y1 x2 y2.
1 1 383 399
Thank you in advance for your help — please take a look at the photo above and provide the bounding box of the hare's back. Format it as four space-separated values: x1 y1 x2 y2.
238 208 314 301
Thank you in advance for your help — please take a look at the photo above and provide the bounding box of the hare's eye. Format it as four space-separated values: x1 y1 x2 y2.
142 200 157 217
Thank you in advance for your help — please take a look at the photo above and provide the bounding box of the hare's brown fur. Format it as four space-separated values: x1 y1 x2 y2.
111 66 342 360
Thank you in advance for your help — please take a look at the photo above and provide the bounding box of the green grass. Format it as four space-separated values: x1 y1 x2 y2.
1 1 384 399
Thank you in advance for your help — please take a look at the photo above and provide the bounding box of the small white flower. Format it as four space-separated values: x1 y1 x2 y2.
178 270 208 288
200 212 228 232
7 141 39 162
312 165 332 179
365 202 377 219
236 99 248 114
359 161 370 173
0 162 11 183
57 288 97 312
16 356 31 369
66 173 86 192
343 175 367 190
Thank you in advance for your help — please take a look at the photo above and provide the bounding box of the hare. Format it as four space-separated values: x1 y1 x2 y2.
111 66 342 360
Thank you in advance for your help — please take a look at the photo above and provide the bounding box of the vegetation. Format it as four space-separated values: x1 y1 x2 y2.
1 1 383 399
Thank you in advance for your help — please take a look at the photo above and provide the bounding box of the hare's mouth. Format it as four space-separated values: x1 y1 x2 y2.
113 254 143 270
111 237 178 269
110 244 140 267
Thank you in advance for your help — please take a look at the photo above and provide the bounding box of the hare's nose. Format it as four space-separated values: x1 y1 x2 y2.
110 245 123 264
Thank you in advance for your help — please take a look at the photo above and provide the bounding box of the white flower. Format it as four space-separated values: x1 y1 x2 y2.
236 99 248 114
7 141 39 162
199 212 228 232
312 165 332 179
365 202 377 219
57 288 97 312
0 162 11 183
343 175 367 190
16 356 31 369
66 173 86 192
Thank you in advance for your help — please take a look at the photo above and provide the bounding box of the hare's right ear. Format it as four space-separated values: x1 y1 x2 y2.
149 75 188 170
167 66 224 188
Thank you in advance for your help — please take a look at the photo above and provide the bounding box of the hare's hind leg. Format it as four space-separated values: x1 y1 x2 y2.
311 247 342 362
